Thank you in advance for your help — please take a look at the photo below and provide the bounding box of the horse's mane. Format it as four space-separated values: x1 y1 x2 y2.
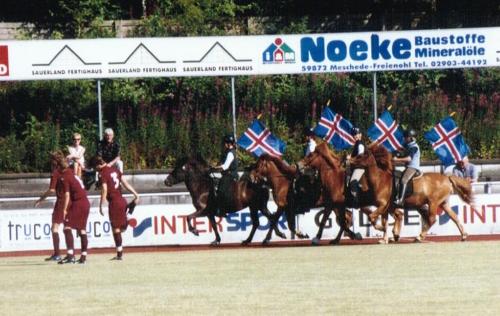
259 154 297 177
368 144 393 171
314 142 341 169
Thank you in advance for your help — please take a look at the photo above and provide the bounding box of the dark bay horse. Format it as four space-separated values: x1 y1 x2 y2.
249 155 318 243
351 145 471 242
164 155 284 245
297 143 368 244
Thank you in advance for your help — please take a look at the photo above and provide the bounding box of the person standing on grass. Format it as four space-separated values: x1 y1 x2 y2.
92 156 140 260
54 151 91 265
34 152 74 262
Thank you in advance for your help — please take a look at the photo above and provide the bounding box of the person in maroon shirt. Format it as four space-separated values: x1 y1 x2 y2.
52 151 91 264
93 156 139 260
35 152 72 261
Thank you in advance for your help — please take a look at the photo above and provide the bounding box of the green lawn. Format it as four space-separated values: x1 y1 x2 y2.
1 241 499 315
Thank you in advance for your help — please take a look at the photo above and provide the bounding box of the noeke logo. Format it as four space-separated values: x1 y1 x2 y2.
263 38 295 64
0 45 9 76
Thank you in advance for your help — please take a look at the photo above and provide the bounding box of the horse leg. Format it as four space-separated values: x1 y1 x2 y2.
186 208 208 236
259 204 285 239
415 203 437 242
441 201 468 241
391 208 404 243
208 214 221 246
311 208 331 245
263 208 284 245
378 212 390 244
242 209 260 245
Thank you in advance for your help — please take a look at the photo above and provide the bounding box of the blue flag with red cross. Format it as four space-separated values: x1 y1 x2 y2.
367 110 405 152
313 107 355 150
424 116 470 166
237 119 286 158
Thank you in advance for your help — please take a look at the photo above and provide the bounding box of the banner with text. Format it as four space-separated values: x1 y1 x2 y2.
0 194 499 252
0 27 499 81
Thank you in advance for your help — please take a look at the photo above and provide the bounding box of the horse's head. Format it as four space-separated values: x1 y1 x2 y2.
164 157 188 186
249 156 272 184
164 154 210 187
300 142 341 172
350 151 375 170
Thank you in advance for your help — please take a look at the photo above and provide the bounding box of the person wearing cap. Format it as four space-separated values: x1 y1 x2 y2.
96 128 123 173
304 127 317 157
213 134 239 217
392 129 421 207
347 127 366 207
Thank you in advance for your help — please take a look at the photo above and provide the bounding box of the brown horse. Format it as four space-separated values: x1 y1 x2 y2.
298 142 375 244
350 145 471 242
249 155 313 243
164 155 285 245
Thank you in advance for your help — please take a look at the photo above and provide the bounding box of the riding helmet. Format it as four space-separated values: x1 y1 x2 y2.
223 134 235 144
404 129 417 138
304 127 315 136
351 127 361 136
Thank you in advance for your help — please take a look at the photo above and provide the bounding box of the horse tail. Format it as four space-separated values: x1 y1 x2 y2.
448 176 474 205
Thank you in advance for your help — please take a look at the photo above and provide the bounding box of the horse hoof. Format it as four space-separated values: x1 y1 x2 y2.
262 239 270 246
276 232 287 240
189 229 199 236
414 236 423 243
378 239 389 244
210 240 220 246
296 231 309 239
329 239 340 245
354 233 363 240
241 240 250 246
461 233 468 242
311 237 320 246
392 235 400 243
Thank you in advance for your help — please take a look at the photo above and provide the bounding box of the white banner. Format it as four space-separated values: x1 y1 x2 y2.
0 27 499 81
1 194 499 252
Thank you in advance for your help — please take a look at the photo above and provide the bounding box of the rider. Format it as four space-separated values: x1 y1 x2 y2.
393 129 421 207
347 127 366 206
304 127 317 156
214 134 239 217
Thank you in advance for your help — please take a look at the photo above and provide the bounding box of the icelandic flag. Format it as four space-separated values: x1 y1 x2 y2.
313 107 355 150
367 110 405 152
424 116 470 166
237 119 286 158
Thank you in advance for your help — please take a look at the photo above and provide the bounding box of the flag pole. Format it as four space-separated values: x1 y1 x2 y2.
231 77 237 140
373 72 378 122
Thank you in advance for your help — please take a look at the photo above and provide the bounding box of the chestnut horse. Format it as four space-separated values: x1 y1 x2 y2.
297 142 379 244
350 145 471 242
250 154 329 243
164 155 284 245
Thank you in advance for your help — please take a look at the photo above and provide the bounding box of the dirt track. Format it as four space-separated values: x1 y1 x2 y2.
2 233 499 258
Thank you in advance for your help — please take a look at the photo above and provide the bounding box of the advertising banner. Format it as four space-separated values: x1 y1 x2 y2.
1 193 499 252
0 27 499 81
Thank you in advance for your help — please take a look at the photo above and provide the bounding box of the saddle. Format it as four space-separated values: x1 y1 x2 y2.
392 169 422 200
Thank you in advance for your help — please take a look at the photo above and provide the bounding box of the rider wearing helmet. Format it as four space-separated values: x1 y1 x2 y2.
213 134 239 217
304 127 317 156
393 128 421 207
347 127 366 206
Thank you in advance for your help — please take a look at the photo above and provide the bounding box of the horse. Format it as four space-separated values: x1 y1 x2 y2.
297 142 370 245
350 144 471 242
249 154 321 243
164 155 284 245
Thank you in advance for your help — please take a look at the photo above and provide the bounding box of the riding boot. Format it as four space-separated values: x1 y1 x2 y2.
349 180 360 208
394 182 408 208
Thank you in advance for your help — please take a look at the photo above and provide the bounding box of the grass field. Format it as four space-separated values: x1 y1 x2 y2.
1 241 500 315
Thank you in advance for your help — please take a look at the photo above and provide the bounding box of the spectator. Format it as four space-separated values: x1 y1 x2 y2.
452 157 479 183
67 132 85 178
97 128 123 173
